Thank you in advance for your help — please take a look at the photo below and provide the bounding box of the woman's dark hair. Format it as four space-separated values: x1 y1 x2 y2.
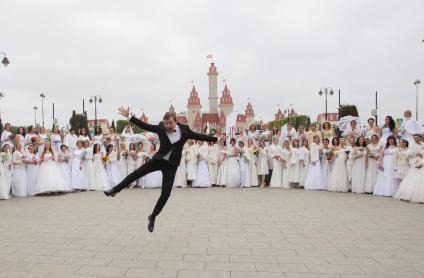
230 138 236 144
367 118 375 123
93 143 100 154
27 125 34 133
60 144 68 151
400 139 409 148
322 122 331 130
18 127 26 136
332 136 340 146
355 136 367 147
106 144 114 155
302 138 309 148
322 138 330 144
94 126 102 136
151 143 157 151
385 135 397 149
292 139 300 148
371 134 379 141
385 116 396 131
129 143 136 151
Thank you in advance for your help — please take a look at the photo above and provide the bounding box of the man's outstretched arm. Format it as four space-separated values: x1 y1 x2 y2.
118 106 159 133
188 129 218 143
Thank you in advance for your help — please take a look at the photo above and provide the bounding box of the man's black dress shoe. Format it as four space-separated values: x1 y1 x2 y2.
104 188 116 197
148 215 155 233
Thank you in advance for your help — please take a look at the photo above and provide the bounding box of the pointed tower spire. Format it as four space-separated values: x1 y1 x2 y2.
207 62 219 113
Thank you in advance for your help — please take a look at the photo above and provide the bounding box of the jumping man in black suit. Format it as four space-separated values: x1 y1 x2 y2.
104 106 218 232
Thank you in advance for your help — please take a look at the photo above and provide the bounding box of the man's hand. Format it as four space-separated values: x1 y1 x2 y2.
118 106 130 118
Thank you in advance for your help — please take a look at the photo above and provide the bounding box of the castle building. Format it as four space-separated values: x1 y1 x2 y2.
178 62 256 132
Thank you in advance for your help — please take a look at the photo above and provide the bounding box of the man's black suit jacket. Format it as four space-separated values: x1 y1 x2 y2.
129 116 218 167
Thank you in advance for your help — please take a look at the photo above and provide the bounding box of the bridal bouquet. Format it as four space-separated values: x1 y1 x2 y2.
121 151 129 159
0 152 9 162
101 155 109 163
64 155 71 162
8 134 15 141
81 150 87 160
238 149 245 157
250 146 259 156
377 161 384 171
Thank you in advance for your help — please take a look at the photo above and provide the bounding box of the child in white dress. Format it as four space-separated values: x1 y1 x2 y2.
320 138 332 189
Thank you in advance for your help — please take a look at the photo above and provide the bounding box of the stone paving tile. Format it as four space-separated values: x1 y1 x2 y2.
0 188 423 278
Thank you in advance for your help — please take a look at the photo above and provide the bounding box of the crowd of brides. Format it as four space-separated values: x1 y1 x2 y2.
0 109 423 204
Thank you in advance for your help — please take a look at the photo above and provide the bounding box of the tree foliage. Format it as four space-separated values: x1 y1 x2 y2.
267 115 311 130
69 110 88 135
338 104 359 119
116 119 143 134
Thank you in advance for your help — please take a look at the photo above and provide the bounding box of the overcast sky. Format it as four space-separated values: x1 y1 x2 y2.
0 0 423 128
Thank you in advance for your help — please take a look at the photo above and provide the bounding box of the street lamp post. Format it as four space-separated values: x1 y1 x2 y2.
40 93 46 127
318 87 334 121
33 106 38 126
89 95 103 128
0 52 10 67
414 79 421 121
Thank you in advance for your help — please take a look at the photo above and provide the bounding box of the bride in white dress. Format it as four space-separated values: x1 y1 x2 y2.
92 143 110 191
216 140 228 187
34 142 69 195
395 150 424 203
269 136 284 187
11 142 28 197
82 140 95 190
238 141 251 188
351 136 368 194
26 144 40 196
224 138 241 187
374 135 399 197
141 143 162 188
257 139 269 187
298 139 310 187
71 140 86 191
174 143 187 188
304 135 324 190
57 145 72 189
328 138 349 192
364 135 381 193
136 142 148 187
193 141 211 188
105 144 122 188
379 116 397 145
37 127 49 155
0 145 12 200
117 143 128 181
127 143 138 187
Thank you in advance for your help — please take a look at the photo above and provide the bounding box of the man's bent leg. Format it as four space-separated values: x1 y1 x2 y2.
113 159 159 193
150 164 178 218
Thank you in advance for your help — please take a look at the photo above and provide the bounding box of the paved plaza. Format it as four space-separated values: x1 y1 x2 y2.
1 187 424 278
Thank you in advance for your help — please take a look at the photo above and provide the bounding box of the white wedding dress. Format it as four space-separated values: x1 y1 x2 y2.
0 156 12 199
11 151 28 197
373 147 398 197
105 151 122 188
298 146 310 187
327 148 349 192
304 143 324 190
193 145 211 188
71 148 86 190
364 144 381 193
224 146 241 187
351 147 367 193
92 153 110 190
34 153 69 195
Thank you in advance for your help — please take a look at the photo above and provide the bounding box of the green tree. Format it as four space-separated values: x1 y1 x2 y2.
69 110 88 135
267 115 311 130
338 104 359 119
116 119 143 134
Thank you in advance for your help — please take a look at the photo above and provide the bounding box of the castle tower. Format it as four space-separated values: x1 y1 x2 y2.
187 85 202 128
169 104 175 113
275 108 284 120
219 84 234 118
207 62 219 113
245 102 255 125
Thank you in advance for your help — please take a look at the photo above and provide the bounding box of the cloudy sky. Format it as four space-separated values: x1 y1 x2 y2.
0 0 423 127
